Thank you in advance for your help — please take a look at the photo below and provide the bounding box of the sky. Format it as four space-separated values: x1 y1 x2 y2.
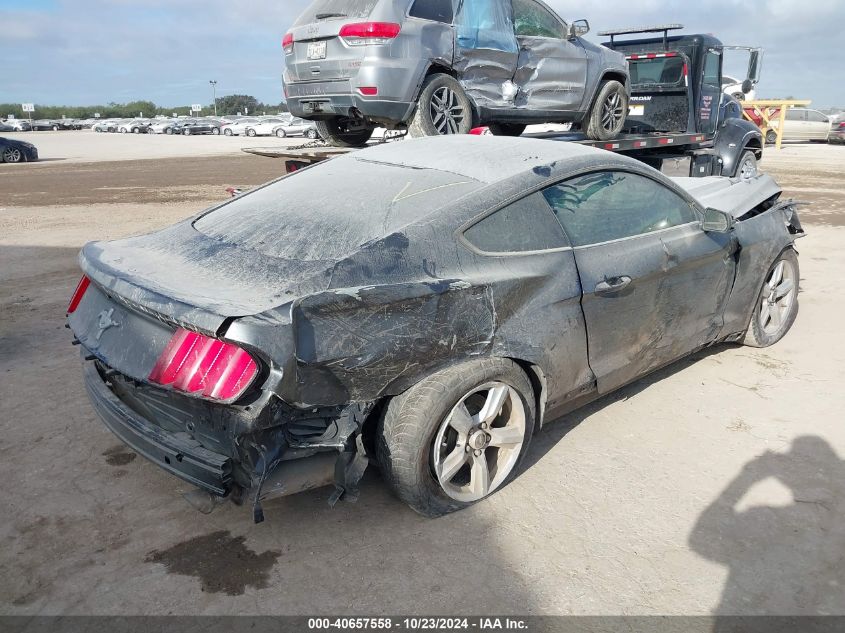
1 0 843 108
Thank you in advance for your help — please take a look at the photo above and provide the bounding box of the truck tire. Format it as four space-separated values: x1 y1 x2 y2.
488 123 527 137
584 80 628 141
735 150 758 179
408 73 474 138
315 118 373 147
743 249 799 348
377 358 535 517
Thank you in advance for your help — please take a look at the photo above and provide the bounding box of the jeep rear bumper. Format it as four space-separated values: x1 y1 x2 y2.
286 80 415 124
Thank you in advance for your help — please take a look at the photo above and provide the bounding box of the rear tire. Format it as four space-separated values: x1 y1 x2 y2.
165 128 173 135
584 80 628 141
305 128 319 140
183 128 191 136
316 118 373 147
377 358 535 517
275 128 287 138
246 128 256 137
223 128 233 136
488 123 526 137
408 73 474 138
211 127 220 135
766 130 778 144
743 250 800 348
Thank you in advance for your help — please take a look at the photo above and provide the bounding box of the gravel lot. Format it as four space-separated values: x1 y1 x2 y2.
1 135 843 616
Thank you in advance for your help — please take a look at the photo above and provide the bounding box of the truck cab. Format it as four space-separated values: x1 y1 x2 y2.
599 25 763 178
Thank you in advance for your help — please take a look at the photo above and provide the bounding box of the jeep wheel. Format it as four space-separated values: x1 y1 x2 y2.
488 123 526 137
735 150 758 180
409 73 473 138
377 358 535 517
585 80 628 141
315 118 373 148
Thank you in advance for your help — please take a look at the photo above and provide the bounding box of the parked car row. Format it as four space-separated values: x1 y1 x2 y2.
0 114 322 140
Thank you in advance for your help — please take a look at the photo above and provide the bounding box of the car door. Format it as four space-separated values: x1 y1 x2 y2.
542 170 736 393
452 0 520 109
806 109 832 140
511 0 587 111
783 108 807 140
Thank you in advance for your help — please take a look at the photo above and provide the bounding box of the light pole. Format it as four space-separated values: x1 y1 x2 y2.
209 80 218 116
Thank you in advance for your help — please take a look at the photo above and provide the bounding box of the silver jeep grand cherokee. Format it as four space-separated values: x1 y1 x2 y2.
283 0 630 147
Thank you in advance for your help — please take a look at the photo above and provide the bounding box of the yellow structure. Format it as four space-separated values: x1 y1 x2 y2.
741 100 812 150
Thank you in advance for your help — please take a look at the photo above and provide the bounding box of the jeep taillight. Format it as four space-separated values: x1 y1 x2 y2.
339 22 400 46
282 32 294 54
148 328 259 403
67 275 90 314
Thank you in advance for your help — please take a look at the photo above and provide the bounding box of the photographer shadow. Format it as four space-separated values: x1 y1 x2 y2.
689 436 845 625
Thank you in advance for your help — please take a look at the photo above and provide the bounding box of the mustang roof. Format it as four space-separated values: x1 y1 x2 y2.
352 135 609 183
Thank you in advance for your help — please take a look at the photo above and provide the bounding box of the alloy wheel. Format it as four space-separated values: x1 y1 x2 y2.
760 259 797 336
429 86 466 135
601 92 625 132
3 148 22 163
739 155 757 180
431 382 526 502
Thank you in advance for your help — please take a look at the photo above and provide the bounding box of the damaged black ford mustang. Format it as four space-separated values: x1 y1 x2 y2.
67 136 804 521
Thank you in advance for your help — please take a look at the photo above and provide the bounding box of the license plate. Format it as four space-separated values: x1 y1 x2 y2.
307 41 327 60
629 104 645 117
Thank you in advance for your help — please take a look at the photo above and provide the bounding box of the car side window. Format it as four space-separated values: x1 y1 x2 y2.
512 0 566 39
463 192 570 253
785 109 805 122
807 110 829 123
409 0 453 24
542 171 696 247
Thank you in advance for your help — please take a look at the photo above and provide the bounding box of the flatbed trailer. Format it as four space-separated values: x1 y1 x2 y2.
243 128 723 178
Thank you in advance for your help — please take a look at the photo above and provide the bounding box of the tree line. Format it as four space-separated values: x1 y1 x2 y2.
1 95 288 120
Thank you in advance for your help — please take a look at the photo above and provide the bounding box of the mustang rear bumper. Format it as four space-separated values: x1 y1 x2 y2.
83 359 233 495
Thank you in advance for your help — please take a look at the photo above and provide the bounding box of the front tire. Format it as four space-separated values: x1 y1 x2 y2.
377 358 535 517
488 123 527 137
211 127 220 135
305 128 319 140
315 118 373 147
766 130 778 144
743 249 800 348
223 128 233 136
246 128 256 137
735 150 758 180
165 128 173 135
2 147 23 163
584 80 628 141
408 73 474 139
274 128 287 138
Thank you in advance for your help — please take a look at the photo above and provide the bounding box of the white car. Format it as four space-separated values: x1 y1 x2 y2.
722 75 756 102
118 119 151 134
148 120 179 134
244 117 290 137
767 108 832 144
221 118 260 136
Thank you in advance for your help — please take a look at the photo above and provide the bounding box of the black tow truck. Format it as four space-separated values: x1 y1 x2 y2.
244 25 764 180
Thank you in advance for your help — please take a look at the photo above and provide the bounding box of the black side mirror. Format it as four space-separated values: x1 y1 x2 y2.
568 19 590 40
701 207 734 233
741 79 754 95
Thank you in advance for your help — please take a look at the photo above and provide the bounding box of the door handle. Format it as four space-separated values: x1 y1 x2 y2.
595 276 632 294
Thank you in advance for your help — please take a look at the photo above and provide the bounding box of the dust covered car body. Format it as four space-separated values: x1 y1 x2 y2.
67 136 803 520
283 0 629 146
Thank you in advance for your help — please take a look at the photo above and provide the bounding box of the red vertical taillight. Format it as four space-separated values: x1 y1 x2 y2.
148 328 259 402
282 32 294 54
67 275 91 314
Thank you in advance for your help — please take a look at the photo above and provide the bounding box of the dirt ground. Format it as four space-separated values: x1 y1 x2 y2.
1 138 844 616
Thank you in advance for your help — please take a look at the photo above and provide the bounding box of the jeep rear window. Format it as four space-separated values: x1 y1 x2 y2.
629 57 685 88
295 0 377 24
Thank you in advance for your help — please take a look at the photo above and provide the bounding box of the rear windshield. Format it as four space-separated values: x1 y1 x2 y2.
629 57 685 88
294 0 378 24
193 156 481 263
